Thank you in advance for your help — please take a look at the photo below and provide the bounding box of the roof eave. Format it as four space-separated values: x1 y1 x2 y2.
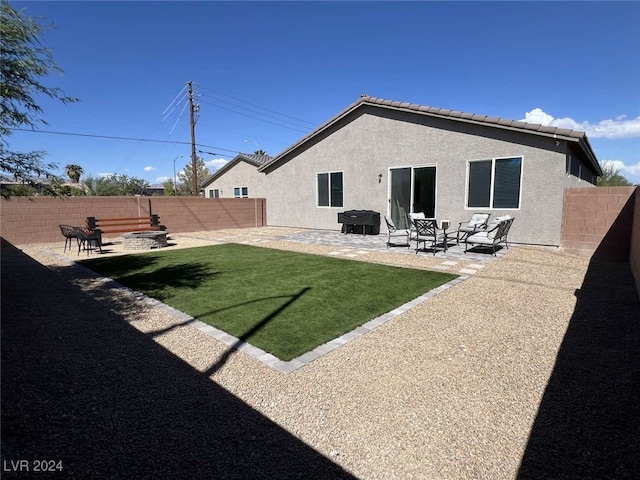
260 97 602 175
259 98 367 173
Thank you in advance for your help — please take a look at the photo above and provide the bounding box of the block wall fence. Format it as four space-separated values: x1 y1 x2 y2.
631 189 640 300
0 196 266 244
561 186 639 298
2 190 639 298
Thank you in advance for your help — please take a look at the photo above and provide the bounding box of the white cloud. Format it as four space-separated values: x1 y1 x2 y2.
205 158 229 172
520 108 640 139
144 166 157 172
521 108 554 126
155 176 171 183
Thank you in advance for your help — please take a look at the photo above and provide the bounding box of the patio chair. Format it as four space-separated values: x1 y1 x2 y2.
384 215 410 248
75 227 102 255
407 212 426 241
413 218 448 255
465 217 514 256
456 213 490 244
61 226 102 255
59 224 82 253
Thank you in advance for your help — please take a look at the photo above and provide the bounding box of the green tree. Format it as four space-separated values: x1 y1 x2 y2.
253 149 267 156
65 164 83 183
81 174 150 196
82 175 118 196
0 182 36 197
163 178 175 196
0 1 78 194
597 164 632 187
177 157 210 196
41 177 85 196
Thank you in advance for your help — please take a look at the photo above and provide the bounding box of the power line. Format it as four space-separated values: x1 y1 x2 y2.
9 128 243 155
162 85 188 117
198 92 313 130
195 83 317 127
198 100 309 134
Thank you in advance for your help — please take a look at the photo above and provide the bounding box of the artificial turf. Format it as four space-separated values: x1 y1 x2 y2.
81 244 457 361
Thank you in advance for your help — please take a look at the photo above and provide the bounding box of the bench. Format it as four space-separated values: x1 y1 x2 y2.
86 215 166 240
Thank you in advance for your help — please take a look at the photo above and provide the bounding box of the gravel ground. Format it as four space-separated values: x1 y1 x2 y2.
2 228 639 479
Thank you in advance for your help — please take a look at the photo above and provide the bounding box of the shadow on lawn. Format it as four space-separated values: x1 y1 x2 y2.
203 287 311 376
518 259 640 478
81 255 217 300
1 239 355 479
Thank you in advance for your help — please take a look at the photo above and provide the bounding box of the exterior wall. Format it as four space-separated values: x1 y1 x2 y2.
629 187 640 299
561 186 636 261
204 161 266 199
265 108 569 245
0 196 266 244
564 149 598 188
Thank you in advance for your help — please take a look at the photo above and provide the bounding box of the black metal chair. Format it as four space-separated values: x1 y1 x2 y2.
413 218 448 255
74 227 102 255
456 213 491 244
384 215 410 248
59 224 81 253
58 224 102 255
465 217 515 256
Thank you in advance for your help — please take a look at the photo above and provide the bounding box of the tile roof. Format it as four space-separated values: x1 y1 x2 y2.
200 152 272 187
237 153 272 167
260 95 601 175
361 96 589 139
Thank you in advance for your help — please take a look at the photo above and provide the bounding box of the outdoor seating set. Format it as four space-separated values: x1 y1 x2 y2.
58 215 166 256
58 225 103 255
384 213 515 256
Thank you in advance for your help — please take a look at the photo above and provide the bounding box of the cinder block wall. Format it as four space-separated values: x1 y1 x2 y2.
630 188 640 299
0 196 266 244
561 186 637 261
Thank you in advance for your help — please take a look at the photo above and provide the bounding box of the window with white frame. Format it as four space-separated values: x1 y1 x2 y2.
317 172 343 207
233 187 248 198
209 189 219 198
467 156 522 209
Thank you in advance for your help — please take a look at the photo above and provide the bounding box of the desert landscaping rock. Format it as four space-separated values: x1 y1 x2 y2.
3 227 639 479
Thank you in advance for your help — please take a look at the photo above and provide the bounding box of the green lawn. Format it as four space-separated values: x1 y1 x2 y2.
81 244 457 361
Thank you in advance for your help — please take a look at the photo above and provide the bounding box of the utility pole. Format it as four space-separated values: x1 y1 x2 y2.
188 81 198 196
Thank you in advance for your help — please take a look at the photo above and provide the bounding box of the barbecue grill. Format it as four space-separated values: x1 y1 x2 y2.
337 210 381 235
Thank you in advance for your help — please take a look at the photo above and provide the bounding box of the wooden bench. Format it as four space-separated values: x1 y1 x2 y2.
86 215 166 238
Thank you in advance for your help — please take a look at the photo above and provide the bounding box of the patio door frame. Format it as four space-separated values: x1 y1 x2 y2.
388 165 438 229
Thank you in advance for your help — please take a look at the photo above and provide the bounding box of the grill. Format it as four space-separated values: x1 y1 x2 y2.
337 210 381 235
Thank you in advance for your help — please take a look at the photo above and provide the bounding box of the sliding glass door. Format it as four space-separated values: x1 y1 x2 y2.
389 166 436 228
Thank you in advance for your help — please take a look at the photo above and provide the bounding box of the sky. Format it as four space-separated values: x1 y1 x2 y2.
7 0 640 186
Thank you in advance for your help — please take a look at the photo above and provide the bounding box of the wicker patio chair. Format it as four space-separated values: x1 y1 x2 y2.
71 226 102 255
59 224 82 253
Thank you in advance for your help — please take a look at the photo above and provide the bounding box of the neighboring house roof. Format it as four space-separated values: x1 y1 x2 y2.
0 174 46 184
201 153 272 188
260 95 602 176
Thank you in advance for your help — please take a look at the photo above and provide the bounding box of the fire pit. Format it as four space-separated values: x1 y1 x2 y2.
122 231 168 250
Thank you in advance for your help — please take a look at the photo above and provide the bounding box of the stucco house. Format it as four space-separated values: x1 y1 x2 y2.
201 153 271 199
259 95 602 246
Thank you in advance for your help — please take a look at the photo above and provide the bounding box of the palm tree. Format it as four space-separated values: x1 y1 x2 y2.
65 164 84 184
254 149 267 156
